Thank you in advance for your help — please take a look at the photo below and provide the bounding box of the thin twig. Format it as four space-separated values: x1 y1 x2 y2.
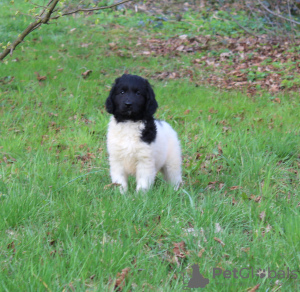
0 0 59 61
225 12 277 42
39 0 55 17
51 0 133 19
258 0 300 25
247 6 279 37
0 0 134 61
28 0 47 10
287 0 296 41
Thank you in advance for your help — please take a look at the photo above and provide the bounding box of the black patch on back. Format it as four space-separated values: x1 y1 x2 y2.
141 118 157 144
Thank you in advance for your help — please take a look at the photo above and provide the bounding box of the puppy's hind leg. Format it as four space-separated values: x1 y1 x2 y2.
109 159 128 193
162 151 182 191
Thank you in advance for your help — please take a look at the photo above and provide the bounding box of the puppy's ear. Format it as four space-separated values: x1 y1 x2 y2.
145 80 158 118
105 77 120 114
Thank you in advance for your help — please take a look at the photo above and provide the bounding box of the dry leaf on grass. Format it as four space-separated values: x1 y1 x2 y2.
248 283 260 292
214 237 225 247
82 70 93 79
7 241 15 252
111 267 130 291
232 197 237 205
250 195 262 203
34 72 46 81
173 241 187 259
198 248 205 258
104 183 121 190
135 34 300 93
172 241 188 267
241 247 250 253
215 223 223 233
259 211 266 221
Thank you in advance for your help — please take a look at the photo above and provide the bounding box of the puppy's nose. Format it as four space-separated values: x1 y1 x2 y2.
125 101 132 108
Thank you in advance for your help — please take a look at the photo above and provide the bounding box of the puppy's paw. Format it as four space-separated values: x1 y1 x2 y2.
173 181 182 191
120 185 128 194
136 185 150 193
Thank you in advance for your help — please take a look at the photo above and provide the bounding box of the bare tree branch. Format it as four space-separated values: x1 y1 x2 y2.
39 0 56 17
0 0 133 61
225 13 277 41
28 1 48 10
0 0 60 61
257 0 300 26
51 0 133 20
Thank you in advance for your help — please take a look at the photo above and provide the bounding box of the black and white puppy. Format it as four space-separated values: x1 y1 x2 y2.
105 74 182 192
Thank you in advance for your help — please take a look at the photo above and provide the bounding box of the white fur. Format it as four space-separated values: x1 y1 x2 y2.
107 116 182 192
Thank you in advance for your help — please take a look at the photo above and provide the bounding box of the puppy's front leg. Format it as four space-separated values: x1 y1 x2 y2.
136 161 156 192
109 159 128 193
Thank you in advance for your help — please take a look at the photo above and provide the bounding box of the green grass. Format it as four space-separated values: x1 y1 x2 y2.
1 1 300 291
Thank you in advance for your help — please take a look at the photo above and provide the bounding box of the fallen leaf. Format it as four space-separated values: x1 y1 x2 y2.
82 70 93 79
109 42 117 49
241 247 250 253
103 183 121 190
198 248 205 258
114 267 130 291
209 107 218 114
34 72 46 81
273 97 281 103
173 241 187 259
217 144 223 155
81 42 93 48
68 282 75 291
250 195 262 203
176 45 185 51
215 223 223 233
259 211 266 221
248 284 260 292
214 237 225 247
179 34 188 40
265 224 272 233
232 197 237 205
7 241 15 250
49 239 56 246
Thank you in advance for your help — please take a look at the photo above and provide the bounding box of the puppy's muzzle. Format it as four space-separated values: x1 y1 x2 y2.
124 101 132 108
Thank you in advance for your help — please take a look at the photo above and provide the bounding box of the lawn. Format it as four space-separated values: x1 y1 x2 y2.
0 1 299 291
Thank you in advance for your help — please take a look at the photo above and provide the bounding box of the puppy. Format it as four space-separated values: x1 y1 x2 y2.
105 74 182 192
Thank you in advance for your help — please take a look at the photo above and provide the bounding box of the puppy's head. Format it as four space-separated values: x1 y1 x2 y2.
105 74 158 122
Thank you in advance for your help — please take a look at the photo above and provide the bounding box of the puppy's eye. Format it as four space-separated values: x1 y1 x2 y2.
120 90 125 94
136 91 141 96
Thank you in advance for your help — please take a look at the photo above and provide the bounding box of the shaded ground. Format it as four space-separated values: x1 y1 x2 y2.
135 34 300 95
112 0 300 95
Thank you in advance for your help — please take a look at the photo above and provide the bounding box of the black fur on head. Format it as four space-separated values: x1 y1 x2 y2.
105 74 158 123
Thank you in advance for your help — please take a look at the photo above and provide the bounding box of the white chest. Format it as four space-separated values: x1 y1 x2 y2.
107 118 150 156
